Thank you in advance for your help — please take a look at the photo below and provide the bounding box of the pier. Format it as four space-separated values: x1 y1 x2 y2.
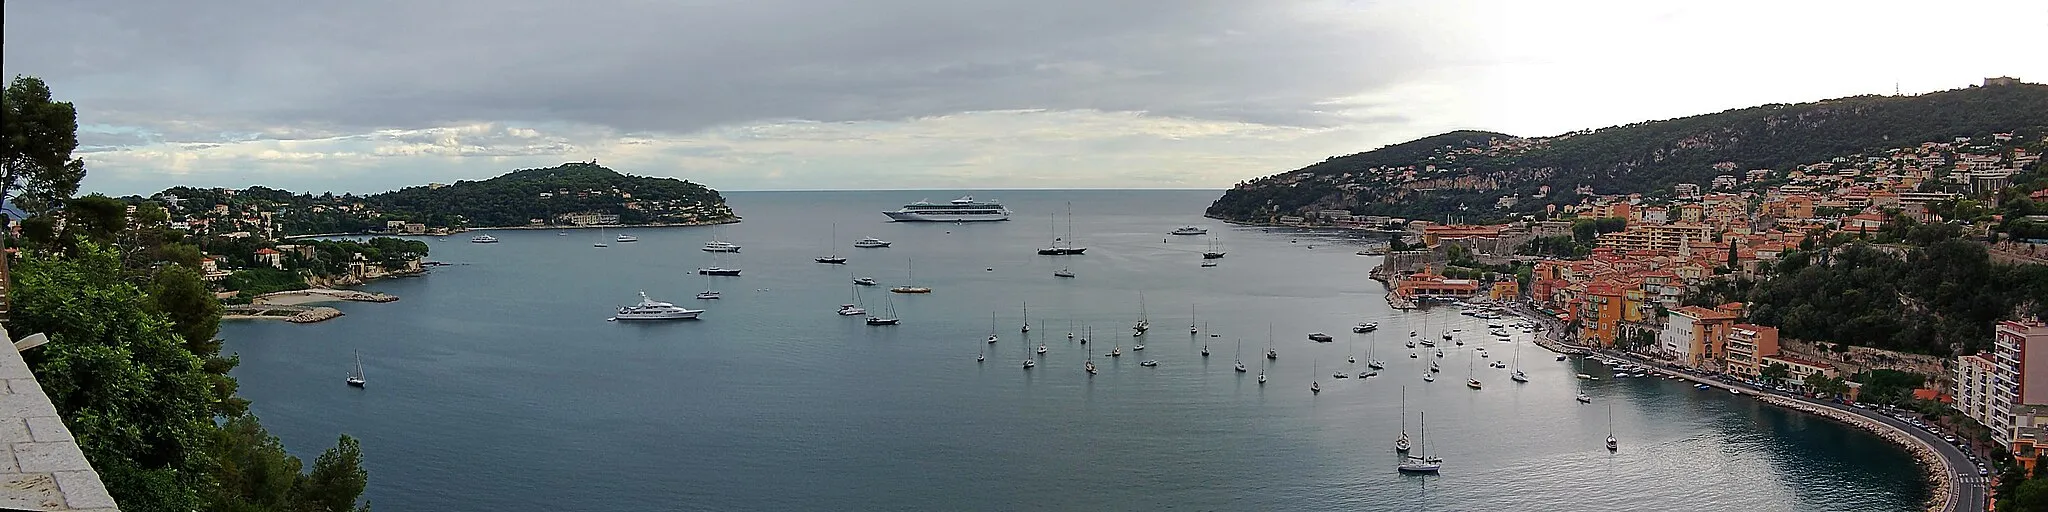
224 304 346 323
251 288 398 305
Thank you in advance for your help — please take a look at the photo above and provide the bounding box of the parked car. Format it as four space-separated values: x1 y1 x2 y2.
1945 436 1958 444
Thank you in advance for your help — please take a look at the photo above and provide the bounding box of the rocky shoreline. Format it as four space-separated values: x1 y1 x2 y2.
1754 395 1953 512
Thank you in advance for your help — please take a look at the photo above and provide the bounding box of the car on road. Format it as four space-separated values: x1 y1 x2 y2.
1980 466 1991 476
1946 436 1958 443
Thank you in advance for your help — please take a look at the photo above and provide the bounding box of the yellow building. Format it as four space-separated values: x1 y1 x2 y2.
1596 223 1715 252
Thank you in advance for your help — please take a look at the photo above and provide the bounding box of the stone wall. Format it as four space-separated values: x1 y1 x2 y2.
1 327 120 511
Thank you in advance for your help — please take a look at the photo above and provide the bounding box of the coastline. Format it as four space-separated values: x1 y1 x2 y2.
465 218 741 232
281 217 742 239
1500 304 1954 511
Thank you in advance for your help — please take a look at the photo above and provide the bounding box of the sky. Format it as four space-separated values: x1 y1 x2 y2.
5 0 2045 196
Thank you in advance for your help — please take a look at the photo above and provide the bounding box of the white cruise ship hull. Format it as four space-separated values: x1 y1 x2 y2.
884 210 1011 222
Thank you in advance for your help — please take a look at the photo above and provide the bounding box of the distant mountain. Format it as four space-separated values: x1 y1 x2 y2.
1206 82 2048 222
154 162 737 236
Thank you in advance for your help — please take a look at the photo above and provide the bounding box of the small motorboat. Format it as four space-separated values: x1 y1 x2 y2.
1423 373 1435 382
1053 269 1076 278
1308 333 1334 342
1467 378 1482 390
836 304 865 316
1511 370 1529 382
1140 360 1159 367
1023 359 1036 369
1695 384 1712 390
1352 322 1379 333
1576 392 1592 403
1333 372 1349 379
1235 361 1247 372
988 335 999 344
853 276 879 286
854 237 892 248
1576 373 1593 380
696 291 722 300
1556 355 1569 361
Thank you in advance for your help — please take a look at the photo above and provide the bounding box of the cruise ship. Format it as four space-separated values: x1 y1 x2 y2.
611 292 703 320
883 196 1011 222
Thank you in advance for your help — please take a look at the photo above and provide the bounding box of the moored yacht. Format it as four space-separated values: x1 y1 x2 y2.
1170 226 1208 235
853 276 878 286
1353 322 1379 333
702 240 741 252
885 196 1011 222
837 304 866 316
697 266 742 276
853 237 892 248
611 292 704 321
469 234 498 243
616 234 638 243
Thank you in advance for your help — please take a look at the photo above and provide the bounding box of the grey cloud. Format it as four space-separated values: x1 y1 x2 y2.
3 0 1441 144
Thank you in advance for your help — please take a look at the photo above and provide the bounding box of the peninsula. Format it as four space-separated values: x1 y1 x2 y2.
149 161 740 238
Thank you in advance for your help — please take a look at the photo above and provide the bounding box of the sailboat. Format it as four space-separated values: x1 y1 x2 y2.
1264 324 1278 360
837 280 866 315
1189 304 1198 335
1510 336 1530 383
1022 325 1036 369
1395 387 1411 452
987 312 999 344
1085 337 1098 375
865 293 900 325
697 248 741 276
1036 203 1088 255
1348 333 1358 364
593 225 609 248
1397 412 1442 473
1606 404 1619 451
1021 303 1031 333
1466 351 1483 390
701 224 741 252
1132 293 1150 336
346 353 366 387
1367 330 1386 369
1202 235 1226 259
1311 360 1321 394
1233 339 1247 373
1257 359 1267 384
815 223 847 264
696 261 724 299
891 258 931 293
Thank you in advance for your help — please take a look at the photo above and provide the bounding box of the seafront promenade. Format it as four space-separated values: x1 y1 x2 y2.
1485 300 1976 512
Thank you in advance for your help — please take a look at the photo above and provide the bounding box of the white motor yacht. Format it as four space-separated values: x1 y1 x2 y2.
616 234 638 243
1170 226 1208 235
853 237 893 248
469 234 498 243
837 304 866 316
702 240 741 252
611 292 704 321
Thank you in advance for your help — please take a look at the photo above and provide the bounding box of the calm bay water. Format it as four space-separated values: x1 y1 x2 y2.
222 190 1925 511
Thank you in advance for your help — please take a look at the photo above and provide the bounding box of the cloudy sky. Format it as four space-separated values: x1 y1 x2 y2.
5 0 2044 196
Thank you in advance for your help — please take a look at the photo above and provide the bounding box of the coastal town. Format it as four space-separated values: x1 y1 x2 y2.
1313 126 2048 510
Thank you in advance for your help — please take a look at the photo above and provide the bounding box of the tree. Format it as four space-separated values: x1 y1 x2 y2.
1 76 87 220
1999 476 2048 512
64 194 128 244
7 243 213 508
299 435 370 512
1760 362 1790 384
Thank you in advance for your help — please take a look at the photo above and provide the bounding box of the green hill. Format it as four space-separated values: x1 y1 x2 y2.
153 162 737 236
1206 83 2048 222
367 162 736 228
